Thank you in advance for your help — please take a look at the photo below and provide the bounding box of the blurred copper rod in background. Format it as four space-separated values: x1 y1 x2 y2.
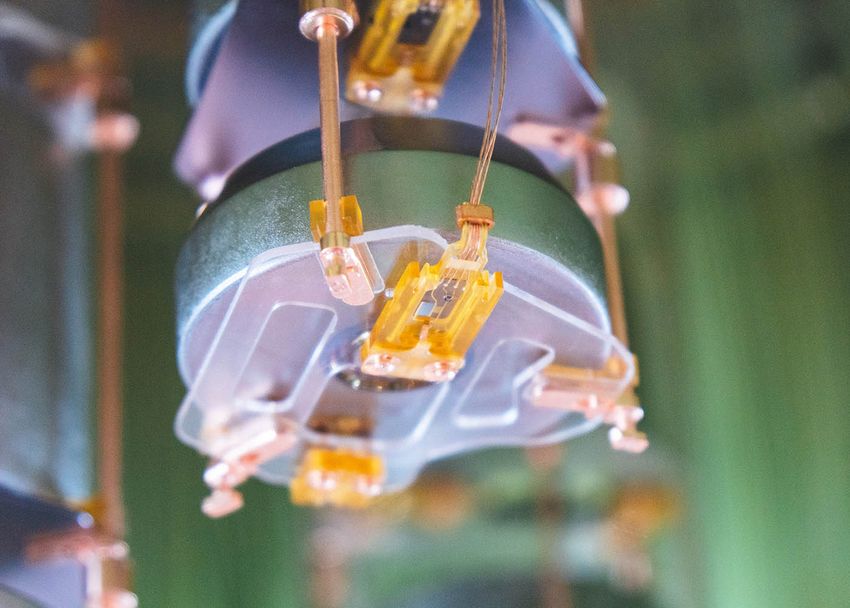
565 0 630 346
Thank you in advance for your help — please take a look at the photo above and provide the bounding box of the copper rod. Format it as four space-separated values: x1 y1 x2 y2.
599 210 629 345
565 0 595 71
573 134 630 346
316 20 343 233
92 0 130 543
528 445 574 608
96 147 126 539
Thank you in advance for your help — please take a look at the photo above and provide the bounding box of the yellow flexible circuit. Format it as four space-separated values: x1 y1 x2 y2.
361 216 502 382
346 0 480 113
290 448 385 508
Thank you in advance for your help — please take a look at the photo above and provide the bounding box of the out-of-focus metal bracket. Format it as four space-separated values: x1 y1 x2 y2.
176 0 605 195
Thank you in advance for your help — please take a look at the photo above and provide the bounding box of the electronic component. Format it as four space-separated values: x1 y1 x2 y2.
346 0 480 114
361 205 502 382
200 416 297 517
529 125 649 453
176 212 636 512
174 0 644 514
358 0 506 383
290 448 385 508
531 356 648 453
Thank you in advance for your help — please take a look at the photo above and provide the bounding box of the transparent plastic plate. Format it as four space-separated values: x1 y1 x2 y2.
176 226 634 491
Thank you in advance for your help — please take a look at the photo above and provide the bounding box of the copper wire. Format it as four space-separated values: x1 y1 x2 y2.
442 0 508 287
468 0 507 206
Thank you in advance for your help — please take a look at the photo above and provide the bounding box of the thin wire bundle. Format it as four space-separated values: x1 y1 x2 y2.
468 0 508 207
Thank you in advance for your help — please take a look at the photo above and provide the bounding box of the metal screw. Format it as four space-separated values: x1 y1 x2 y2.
351 80 384 103
424 361 459 382
410 88 439 113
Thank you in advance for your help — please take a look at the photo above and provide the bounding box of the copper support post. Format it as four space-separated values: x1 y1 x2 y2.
317 23 344 232
300 0 358 237
565 0 629 346
96 146 127 540
572 135 630 345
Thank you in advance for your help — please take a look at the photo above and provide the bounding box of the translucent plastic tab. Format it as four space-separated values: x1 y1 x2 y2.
176 226 636 494
207 303 335 417
452 339 553 429
346 0 480 113
200 414 297 518
290 448 385 508
317 244 380 306
361 223 502 382
204 415 296 464
309 195 382 306
531 355 631 415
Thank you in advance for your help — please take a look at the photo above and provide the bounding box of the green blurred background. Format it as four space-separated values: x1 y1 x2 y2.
115 0 850 606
